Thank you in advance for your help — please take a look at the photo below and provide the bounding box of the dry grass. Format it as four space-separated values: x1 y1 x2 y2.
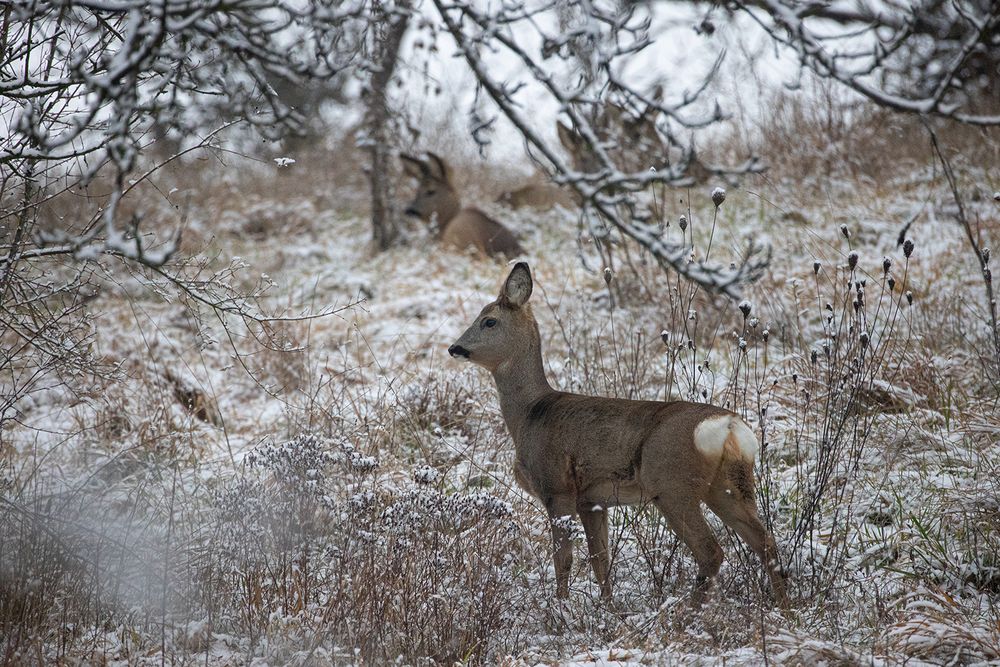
3 97 1000 665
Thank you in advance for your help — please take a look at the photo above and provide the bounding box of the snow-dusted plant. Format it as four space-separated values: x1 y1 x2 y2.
206 431 523 661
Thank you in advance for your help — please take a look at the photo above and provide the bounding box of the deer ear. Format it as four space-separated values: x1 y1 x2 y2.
556 120 578 152
502 262 533 307
400 154 427 179
425 151 450 183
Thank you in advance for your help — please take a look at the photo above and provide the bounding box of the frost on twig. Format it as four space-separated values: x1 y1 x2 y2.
737 0 1000 126
433 0 769 298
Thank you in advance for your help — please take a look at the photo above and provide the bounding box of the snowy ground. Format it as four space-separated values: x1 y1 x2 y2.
3 134 1000 664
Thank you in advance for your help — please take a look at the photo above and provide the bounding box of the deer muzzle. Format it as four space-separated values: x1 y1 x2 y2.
448 344 471 359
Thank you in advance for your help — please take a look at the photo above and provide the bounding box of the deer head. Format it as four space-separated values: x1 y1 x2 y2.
448 262 539 372
400 152 462 231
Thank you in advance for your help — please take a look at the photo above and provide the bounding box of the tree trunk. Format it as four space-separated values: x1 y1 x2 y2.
365 1 410 252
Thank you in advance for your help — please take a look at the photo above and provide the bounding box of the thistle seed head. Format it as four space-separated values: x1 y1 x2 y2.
739 300 752 318
848 251 859 270
903 239 914 258
711 187 726 207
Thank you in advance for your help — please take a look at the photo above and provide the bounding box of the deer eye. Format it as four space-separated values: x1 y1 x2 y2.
425 189 436 196
482 318 497 329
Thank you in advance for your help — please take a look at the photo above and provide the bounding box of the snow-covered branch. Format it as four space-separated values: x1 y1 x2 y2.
432 0 769 298
736 0 1000 125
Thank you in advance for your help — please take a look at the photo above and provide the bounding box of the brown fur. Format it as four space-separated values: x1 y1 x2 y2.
557 102 714 186
496 182 575 211
400 152 524 259
448 263 788 606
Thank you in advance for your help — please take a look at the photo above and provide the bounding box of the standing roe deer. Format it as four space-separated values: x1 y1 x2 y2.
447 262 788 606
401 152 524 259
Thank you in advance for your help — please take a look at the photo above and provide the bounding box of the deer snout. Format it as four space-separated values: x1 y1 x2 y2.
448 344 471 359
404 207 420 217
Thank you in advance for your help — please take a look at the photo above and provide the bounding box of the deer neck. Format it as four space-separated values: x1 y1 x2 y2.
434 190 462 234
491 326 554 443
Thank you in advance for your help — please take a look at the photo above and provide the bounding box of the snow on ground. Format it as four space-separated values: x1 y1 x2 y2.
3 141 1000 664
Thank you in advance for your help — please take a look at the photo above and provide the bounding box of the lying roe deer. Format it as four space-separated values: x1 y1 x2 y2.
401 152 524 259
557 101 713 185
447 262 788 606
495 181 575 211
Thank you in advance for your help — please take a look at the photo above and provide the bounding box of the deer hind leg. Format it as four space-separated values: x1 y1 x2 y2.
654 498 723 606
546 494 578 599
705 471 789 608
578 503 612 599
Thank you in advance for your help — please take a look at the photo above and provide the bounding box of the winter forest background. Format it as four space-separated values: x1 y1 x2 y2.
2 0 999 664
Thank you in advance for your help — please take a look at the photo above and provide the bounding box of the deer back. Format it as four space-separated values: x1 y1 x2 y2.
442 208 524 258
496 182 575 211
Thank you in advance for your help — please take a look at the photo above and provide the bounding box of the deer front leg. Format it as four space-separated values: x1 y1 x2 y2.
579 503 612 599
546 495 577 599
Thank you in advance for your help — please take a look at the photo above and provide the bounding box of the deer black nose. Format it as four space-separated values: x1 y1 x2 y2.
448 345 470 359
404 207 420 217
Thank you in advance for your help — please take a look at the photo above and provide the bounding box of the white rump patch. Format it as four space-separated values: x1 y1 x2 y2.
694 415 759 462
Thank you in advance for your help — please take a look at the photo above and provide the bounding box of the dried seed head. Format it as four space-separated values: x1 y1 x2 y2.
859 332 870 348
739 300 752 318
603 267 613 285
749 316 760 329
762 328 770 342
882 257 892 275
994 191 1000 202
739 337 747 350
813 260 821 275
661 330 670 346
903 239 914 258
848 250 859 270
983 247 991 264
840 224 850 240
711 187 726 207
888 277 896 291
810 349 818 364
906 290 913 305
679 215 688 231
414 465 440 485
